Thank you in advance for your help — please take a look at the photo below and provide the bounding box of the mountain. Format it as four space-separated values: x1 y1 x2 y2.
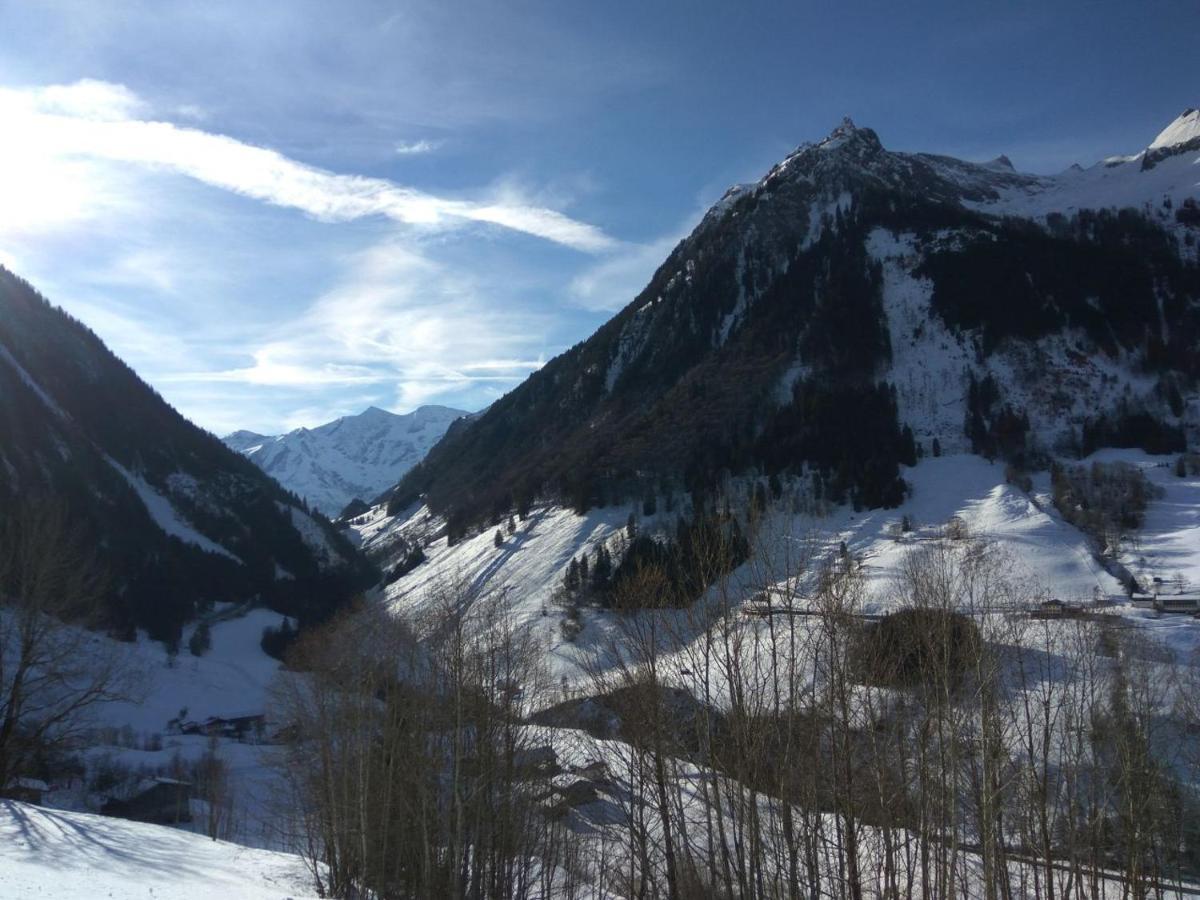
0 268 376 642
223 405 467 517
385 111 1199 537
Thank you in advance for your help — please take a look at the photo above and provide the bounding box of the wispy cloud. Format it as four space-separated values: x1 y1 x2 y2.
0 80 615 252
395 139 442 155
161 238 551 418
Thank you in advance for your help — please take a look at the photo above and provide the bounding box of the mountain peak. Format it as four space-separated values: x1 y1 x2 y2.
1148 107 1200 151
814 116 884 156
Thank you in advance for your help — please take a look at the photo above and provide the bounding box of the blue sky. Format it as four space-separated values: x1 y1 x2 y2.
0 0 1195 434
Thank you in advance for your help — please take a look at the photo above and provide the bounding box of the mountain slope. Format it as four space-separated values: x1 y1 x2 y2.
387 112 1200 535
224 404 466 516
0 268 376 641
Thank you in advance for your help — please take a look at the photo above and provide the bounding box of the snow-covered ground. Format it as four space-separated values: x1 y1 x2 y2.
373 451 1200 694
0 800 315 900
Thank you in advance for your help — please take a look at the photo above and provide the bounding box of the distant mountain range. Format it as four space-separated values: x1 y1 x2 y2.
224 405 468 516
0 268 375 641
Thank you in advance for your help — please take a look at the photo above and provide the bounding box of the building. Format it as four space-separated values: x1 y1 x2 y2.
1157 594 1200 614
2 777 48 804
1130 593 1158 609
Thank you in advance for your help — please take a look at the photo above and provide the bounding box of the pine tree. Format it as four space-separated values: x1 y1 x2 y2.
578 554 589 586
188 621 212 657
932 437 942 457
626 513 637 540
494 529 504 548
564 558 580 592
592 544 612 593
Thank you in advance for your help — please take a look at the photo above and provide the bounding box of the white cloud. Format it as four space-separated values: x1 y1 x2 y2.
162 238 550 414
0 80 615 252
395 139 442 155
568 230 684 312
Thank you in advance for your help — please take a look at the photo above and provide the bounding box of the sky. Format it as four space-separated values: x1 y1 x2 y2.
0 0 1196 435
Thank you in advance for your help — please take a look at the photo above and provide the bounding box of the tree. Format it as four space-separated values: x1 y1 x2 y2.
0 501 136 788
932 437 942 457
188 621 212 657
493 529 504 549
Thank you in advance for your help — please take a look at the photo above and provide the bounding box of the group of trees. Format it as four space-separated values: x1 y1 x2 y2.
270 528 1200 899
0 502 136 791
1051 460 1162 556
270 586 581 899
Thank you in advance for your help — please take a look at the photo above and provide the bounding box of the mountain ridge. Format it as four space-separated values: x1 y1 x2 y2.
0 267 376 641
380 110 1199 541
223 404 468 516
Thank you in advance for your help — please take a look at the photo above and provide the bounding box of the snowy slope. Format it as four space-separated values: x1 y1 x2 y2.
225 405 467 516
0 800 315 899
363 453 1200 695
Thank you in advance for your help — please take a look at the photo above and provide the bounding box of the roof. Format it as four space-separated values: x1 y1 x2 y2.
6 778 48 792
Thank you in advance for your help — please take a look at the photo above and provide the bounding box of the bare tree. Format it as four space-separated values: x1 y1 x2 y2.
0 501 137 788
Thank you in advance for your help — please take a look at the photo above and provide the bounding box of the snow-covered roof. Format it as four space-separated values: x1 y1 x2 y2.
6 778 48 792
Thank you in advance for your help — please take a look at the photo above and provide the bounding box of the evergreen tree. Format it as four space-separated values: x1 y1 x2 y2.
494 529 504 549
626 513 637 540
564 558 580 592
932 437 942 457
188 621 211 657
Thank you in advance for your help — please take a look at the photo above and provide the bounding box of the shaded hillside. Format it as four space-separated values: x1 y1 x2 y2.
391 117 1200 532
0 268 376 642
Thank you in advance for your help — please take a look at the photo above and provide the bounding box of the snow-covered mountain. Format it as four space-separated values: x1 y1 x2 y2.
225 405 467 516
0 268 375 641
382 109 1199 538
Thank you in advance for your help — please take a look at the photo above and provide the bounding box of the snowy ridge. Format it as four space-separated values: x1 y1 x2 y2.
1149 107 1200 150
225 405 466 516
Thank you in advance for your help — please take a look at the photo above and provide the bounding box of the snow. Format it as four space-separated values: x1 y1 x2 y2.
225 405 466 516
0 800 316 899
869 228 975 452
1149 107 1200 150
280 504 340 569
374 451 1200 699
968 140 1199 222
0 343 68 421
104 457 242 563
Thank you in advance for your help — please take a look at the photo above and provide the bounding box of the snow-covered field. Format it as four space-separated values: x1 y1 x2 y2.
371 450 1200 693
0 800 314 900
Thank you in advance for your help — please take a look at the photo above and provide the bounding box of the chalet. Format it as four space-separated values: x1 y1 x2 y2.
1032 599 1085 619
180 712 265 742
1157 594 1200 614
102 777 192 825
2 777 48 804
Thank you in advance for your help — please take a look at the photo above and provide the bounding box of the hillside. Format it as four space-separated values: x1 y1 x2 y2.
224 404 467 517
0 268 376 642
387 112 1199 537
0 799 316 900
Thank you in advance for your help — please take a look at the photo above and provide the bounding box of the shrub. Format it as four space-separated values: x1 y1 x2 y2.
852 608 982 689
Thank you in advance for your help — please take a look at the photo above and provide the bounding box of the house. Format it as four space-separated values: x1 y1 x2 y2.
2 777 48 804
1130 593 1158 610
102 777 192 824
1032 599 1084 619
1157 594 1200 614
180 712 265 742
